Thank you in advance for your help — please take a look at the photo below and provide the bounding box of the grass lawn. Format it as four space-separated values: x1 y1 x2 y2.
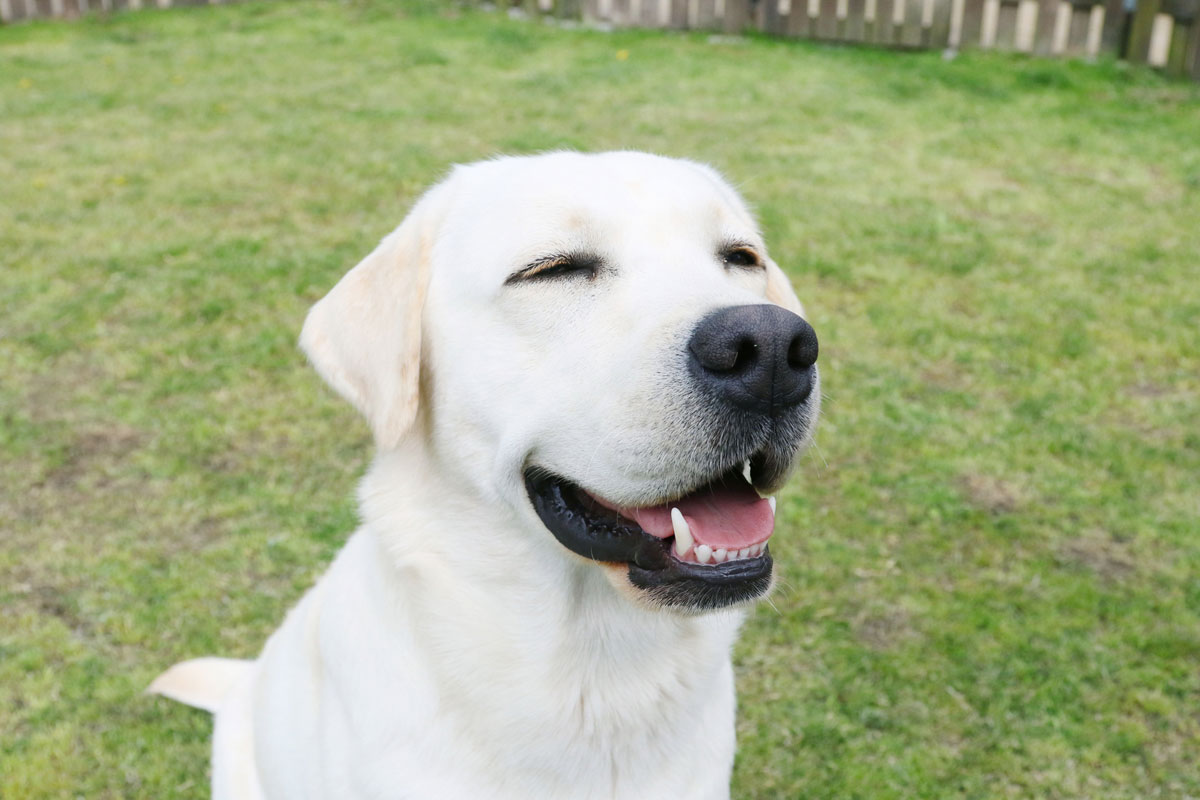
2 1 1199 796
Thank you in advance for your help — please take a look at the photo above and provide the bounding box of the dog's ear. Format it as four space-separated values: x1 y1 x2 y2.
300 184 451 449
764 258 806 318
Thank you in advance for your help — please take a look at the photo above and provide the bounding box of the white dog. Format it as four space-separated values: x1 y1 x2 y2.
151 151 820 800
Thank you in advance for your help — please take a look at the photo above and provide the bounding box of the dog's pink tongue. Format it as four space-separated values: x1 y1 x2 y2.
595 484 775 550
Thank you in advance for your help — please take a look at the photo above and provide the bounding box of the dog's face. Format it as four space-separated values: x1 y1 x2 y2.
302 152 819 613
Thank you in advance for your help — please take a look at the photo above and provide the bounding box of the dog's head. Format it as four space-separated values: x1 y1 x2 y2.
301 152 819 613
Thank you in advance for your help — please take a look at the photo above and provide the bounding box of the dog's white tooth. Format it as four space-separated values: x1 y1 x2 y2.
738 547 750 559
696 544 713 564
756 543 766 556
768 496 777 515
671 508 693 557
742 459 752 485
714 548 728 563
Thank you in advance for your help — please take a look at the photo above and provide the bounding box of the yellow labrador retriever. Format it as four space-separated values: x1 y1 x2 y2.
151 151 820 800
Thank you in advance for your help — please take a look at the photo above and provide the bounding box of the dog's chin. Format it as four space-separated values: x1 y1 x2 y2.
522 459 782 612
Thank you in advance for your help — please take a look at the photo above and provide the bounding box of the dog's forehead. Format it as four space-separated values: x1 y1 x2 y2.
437 153 761 275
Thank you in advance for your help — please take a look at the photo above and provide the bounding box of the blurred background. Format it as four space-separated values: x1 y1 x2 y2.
1 1 1197 796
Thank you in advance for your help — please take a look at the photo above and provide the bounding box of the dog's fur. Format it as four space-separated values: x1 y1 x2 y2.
151 152 818 800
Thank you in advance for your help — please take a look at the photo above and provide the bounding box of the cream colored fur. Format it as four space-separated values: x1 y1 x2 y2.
150 152 815 800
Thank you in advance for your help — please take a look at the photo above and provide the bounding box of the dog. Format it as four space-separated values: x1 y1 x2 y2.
150 151 820 800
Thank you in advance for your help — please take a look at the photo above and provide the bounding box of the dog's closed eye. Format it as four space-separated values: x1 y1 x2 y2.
506 253 603 285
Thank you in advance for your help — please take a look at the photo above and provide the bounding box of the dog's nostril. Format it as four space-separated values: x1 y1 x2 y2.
732 338 757 372
787 327 818 370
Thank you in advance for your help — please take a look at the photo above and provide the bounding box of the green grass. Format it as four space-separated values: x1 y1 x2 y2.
2 2 1199 796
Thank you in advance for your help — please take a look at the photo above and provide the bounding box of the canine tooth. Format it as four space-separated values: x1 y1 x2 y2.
696 544 713 564
738 547 751 559
671 508 693 558
756 543 767 556
714 548 728 563
742 459 752 485
768 496 777 515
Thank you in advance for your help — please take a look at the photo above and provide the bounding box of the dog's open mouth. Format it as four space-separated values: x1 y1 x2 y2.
524 459 776 609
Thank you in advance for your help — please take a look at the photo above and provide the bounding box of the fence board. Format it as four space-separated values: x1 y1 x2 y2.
948 0 965 45
959 0 985 46
875 0 898 42
1148 11 1174 64
1015 0 1037 49
1069 4 1091 51
1082 4 1103 54
817 0 838 37
929 0 953 46
901 0 923 46
759 0 782 32
980 0 1000 45
1166 14 1189 70
996 0 1018 47
781 0 802 36
1096 0 1124 52
612 0 631 25
1050 0 1070 51
835 0 850 39
891 0 908 44
1127 0 1161 61
889 0 905 43
721 0 748 30
668 0 687 28
847 0 867 39
1033 0 1059 51
1188 15 1200 76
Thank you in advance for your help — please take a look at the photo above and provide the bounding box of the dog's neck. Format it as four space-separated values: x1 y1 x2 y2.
352 439 745 762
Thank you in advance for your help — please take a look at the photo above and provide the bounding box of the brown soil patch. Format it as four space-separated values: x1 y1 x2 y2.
961 473 1023 514
1057 531 1136 582
854 607 913 651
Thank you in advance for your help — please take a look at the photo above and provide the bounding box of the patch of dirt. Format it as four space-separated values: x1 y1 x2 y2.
6 574 94 638
17 359 108 423
961 473 1023 514
921 361 970 392
43 424 147 489
1056 531 1136 582
960 472 1027 515
1127 381 1170 398
853 607 913 651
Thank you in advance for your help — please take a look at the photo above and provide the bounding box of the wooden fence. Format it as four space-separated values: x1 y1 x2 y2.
562 0 1200 78
0 0 229 24
3 0 1199 81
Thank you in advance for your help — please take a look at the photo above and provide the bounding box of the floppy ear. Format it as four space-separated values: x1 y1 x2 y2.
764 258 806 318
300 185 450 449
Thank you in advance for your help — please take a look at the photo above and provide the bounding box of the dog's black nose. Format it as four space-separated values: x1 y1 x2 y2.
688 304 818 417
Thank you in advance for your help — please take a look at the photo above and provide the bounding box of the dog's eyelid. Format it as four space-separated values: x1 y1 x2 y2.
719 243 764 270
505 252 603 285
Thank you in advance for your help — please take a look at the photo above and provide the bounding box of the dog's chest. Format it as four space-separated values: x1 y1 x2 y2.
253 532 742 799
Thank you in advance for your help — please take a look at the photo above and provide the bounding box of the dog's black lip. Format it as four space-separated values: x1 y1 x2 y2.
627 550 773 610
524 470 671 570
523 468 774 605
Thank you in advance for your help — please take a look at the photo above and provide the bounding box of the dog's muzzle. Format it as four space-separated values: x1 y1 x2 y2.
523 304 818 611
